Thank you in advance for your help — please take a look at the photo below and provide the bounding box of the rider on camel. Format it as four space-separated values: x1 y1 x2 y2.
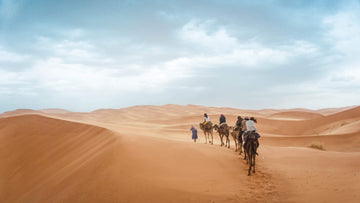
235 116 243 131
235 116 243 143
203 113 211 125
219 114 226 129
244 117 260 155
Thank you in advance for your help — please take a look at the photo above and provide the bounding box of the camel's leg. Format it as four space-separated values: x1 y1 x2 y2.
252 154 256 173
234 136 237 151
245 151 248 163
232 134 236 151
219 134 224 146
248 144 253 175
210 132 213 144
248 152 252 176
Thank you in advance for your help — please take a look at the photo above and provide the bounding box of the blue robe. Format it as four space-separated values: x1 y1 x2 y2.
191 127 198 139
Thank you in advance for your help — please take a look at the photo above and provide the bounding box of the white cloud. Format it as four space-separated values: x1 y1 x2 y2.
266 7 360 109
0 46 28 62
322 4 360 85
176 20 321 69
0 57 191 96
1 32 195 97
286 41 320 56
179 20 238 53
48 39 114 64
0 69 23 84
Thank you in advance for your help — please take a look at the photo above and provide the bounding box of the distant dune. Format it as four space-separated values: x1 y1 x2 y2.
38 108 72 114
269 111 324 120
0 105 359 202
0 109 42 118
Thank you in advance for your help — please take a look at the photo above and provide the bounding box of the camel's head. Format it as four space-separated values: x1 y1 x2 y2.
199 123 204 130
213 124 219 131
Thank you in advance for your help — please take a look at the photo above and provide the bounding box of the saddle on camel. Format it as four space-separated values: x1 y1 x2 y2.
200 121 213 130
200 113 214 144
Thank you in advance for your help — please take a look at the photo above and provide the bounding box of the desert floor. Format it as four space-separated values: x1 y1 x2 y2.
1 105 359 202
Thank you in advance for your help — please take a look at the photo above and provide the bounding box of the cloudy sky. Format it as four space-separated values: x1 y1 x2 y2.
0 0 359 112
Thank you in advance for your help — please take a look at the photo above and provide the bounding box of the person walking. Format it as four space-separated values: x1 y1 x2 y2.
190 125 198 142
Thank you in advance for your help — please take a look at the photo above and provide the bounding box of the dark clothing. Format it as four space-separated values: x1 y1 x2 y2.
219 115 226 124
235 118 243 131
236 119 243 127
191 127 198 140
238 130 243 143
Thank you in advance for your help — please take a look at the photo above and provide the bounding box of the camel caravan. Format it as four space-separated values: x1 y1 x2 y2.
195 113 261 176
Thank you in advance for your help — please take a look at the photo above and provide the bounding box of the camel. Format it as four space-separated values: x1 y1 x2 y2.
213 123 230 148
229 126 243 155
199 122 213 144
244 132 258 176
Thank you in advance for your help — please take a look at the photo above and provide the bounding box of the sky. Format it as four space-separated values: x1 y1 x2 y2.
0 0 359 112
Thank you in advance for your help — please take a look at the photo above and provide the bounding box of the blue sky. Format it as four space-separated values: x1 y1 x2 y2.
0 0 359 112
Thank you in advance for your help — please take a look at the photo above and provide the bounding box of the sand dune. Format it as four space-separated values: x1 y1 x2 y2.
322 120 360 135
269 111 324 120
0 115 117 202
38 108 72 114
0 105 359 202
0 109 43 118
256 106 360 136
263 132 360 152
314 105 359 115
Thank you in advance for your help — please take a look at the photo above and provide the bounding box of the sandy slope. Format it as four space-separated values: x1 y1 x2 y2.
261 146 360 203
0 109 43 118
0 115 117 202
268 111 324 120
0 105 359 202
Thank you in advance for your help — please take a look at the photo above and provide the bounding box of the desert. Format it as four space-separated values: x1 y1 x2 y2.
1 104 359 202
2 1 360 202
